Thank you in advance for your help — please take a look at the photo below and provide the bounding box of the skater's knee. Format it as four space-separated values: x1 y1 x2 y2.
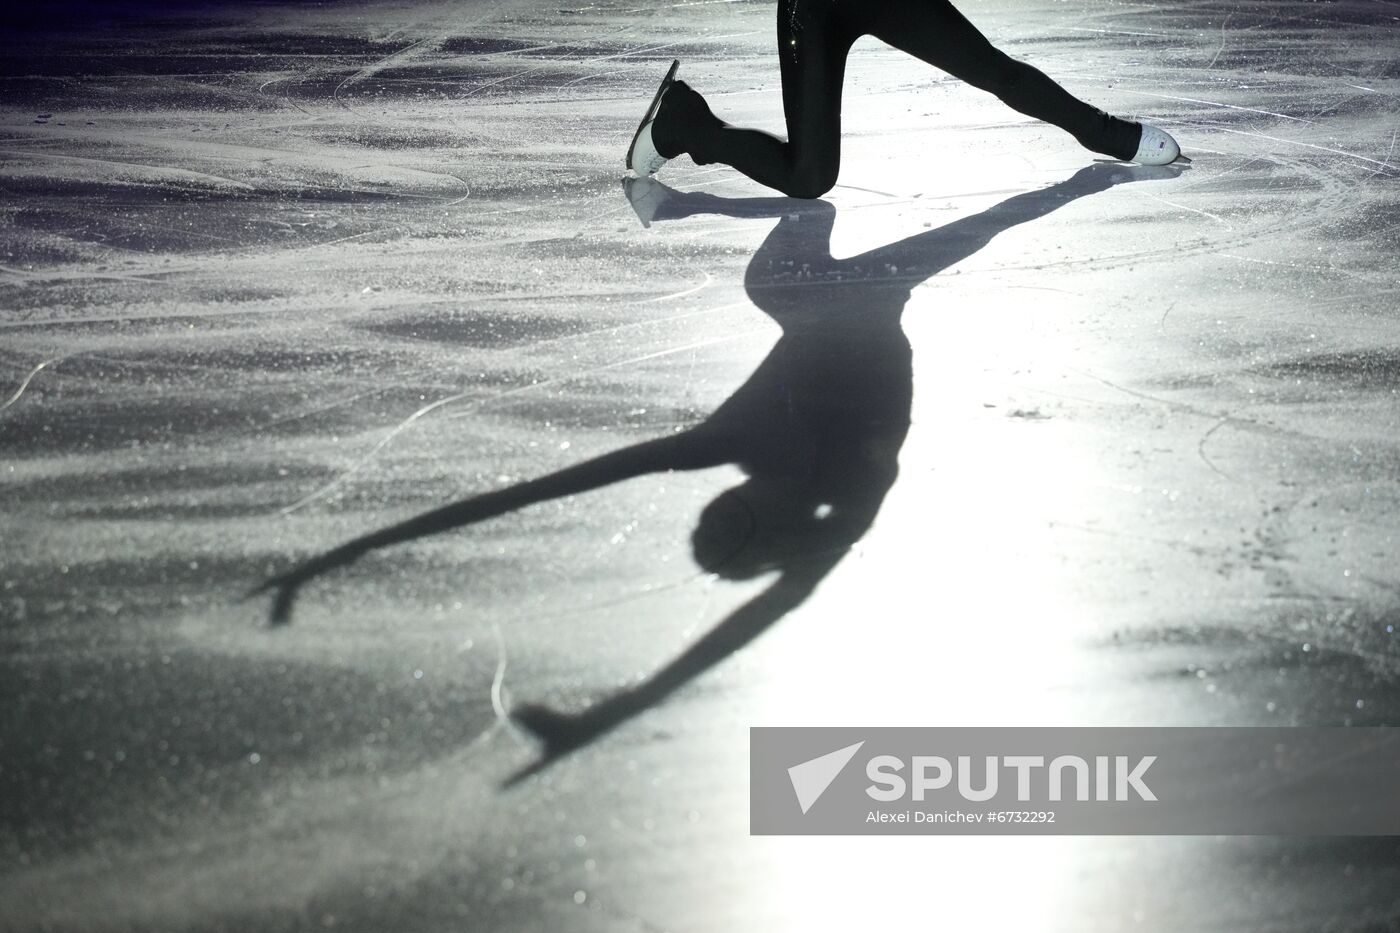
787 174 834 199
786 156 838 199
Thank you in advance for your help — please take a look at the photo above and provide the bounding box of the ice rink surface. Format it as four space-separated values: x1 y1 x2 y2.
3 0 1400 929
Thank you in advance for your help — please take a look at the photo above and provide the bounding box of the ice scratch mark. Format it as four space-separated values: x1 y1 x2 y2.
1193 123 1400 176
279 323 761 514
302 228 399 251
496 298 755 354
1072 369 1195 412
1048 521 1221 558
0 264 167 286
460 67 545 99
278 388 480 515
1218 253 1315 270
557 69 626 89
1127 91 1316 125
259 388 385 430
678 165 735 183
1063 25 1171 38
668 0 754 7
1176 155 1268 193
0 357 59 414
526 569 708 623
486 619 530 748
255 76 313 115
1205 13 1234 70
333 32 444 108
586 36 751 64
833 183 900 198
0 149 256 191
458 35 756 100
1072 370 1313 461
333 0 536 116
627 271 713 305
1367 126 1398 180
1197 417 1234 480
1138 192 1232 229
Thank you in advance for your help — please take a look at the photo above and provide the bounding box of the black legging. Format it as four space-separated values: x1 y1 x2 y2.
658 0 1140 197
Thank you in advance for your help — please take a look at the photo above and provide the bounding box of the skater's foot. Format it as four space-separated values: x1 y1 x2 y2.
649 80 707 159
1131 123 1189 165
626 59 681 176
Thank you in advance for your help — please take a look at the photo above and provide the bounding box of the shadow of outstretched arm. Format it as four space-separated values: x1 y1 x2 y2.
503 551 842 786
253 430 729 625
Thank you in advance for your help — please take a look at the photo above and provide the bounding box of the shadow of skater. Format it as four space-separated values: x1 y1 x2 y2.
253 161 1180 782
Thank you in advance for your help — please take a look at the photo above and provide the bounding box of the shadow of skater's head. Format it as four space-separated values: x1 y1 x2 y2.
691 476 873 580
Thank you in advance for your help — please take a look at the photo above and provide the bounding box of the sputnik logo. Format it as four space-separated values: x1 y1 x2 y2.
787 741 865 814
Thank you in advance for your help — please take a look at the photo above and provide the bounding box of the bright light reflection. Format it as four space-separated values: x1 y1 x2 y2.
734 188 1125 927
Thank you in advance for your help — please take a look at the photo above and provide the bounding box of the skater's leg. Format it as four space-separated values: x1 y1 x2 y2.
651 0 855 198
864 0 1140 160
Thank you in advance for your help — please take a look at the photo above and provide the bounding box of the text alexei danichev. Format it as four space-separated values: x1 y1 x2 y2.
866 810 1057 824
